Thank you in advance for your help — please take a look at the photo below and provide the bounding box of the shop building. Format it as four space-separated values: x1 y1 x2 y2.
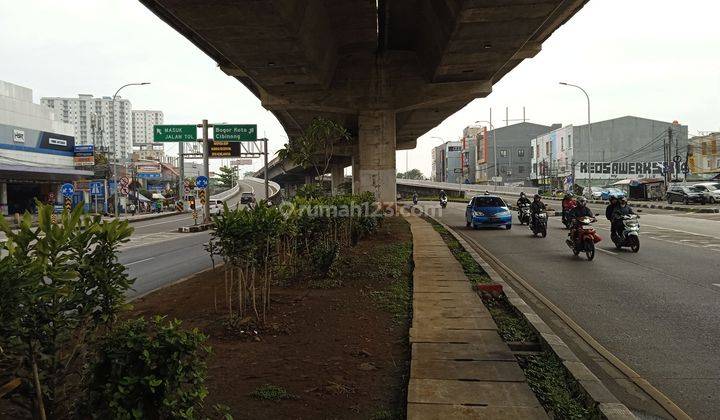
530 116 688 190
1 80 93 215
431 141 462 183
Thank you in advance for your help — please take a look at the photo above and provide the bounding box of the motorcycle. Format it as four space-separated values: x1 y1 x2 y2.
440 196 448 208
611 214 640 252
530 212 548 238
518 203 531 225
565 216 601 261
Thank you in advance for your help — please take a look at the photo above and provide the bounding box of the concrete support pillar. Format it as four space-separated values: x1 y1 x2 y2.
304 174 314 185
330 164 345 195
0 182 7 216
355 110 397 203
351 145 361 195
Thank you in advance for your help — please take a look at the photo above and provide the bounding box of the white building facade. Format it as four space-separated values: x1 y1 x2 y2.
41 94 132 162
132 110 165 161
1 80 92 215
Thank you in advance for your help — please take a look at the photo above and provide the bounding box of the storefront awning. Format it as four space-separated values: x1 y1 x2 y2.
0 163 94 182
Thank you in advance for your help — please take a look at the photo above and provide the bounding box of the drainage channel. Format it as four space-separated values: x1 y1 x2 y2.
453 227 688 420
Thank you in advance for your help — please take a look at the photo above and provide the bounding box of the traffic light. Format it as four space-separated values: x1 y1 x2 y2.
189 196 196 210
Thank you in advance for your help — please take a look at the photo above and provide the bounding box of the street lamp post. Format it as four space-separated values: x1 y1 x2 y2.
111 82 150 217
559 82 591 194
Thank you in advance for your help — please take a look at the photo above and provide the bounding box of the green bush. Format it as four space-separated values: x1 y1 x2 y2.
82 316 210 419
0 203 133 418
310 240 339 275
208 192 382 324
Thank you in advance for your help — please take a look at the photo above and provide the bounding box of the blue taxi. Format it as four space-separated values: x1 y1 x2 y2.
465 194 512 230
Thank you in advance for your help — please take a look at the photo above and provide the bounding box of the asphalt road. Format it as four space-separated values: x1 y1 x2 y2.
122 178 268 299
418 200 720 419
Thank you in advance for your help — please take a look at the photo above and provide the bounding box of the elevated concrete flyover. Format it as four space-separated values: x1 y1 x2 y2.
397 178 538 199
141 0 589 202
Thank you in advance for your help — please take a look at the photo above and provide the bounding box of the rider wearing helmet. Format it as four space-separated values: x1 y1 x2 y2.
569 197 595 241
439 189 447 200
517 192 531 208
611 197 635 236
562 193 576 211
529 193 546 224
605 195 619 221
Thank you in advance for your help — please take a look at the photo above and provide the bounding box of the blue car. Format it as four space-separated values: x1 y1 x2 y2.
600 188 626 201
465 195 512 230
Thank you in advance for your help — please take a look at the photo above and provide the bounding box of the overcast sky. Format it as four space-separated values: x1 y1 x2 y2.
1 0 718 177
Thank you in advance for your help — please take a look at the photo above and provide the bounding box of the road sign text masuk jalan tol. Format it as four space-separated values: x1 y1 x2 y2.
214 124 257 141
153 125 197 142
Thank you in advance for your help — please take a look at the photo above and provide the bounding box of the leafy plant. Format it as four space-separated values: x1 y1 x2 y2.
82 316 210 419
276 117 350 186
250 384 298 401
0 203 133 418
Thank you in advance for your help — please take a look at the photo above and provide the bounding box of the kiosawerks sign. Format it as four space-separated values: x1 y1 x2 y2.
575 161 666 179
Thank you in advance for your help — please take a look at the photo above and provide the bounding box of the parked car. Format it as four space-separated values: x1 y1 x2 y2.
465 195 512 230
666 185 705 205
209 199 225 215
692 182 720 204
583 187 606 200
601 188 626 200
240 192 255 204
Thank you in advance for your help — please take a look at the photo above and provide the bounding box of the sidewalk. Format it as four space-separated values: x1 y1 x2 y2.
403 212 547 419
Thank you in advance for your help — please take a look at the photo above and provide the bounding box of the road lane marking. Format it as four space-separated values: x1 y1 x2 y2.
713 284 720 289
134 216 193 228
126 257 155 266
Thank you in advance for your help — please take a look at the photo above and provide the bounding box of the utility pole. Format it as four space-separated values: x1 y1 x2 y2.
202 119 210 222
263 137 270 200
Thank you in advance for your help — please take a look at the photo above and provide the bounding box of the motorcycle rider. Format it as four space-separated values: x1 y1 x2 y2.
611 197 636 238
569 196 595 242
517 192 531 208
412 191 418 205
439 189 447 200
605 195 620 236
529 194 546 225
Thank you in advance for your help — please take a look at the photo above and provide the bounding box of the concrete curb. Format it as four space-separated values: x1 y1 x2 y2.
423 211 636 419
121 211 188 224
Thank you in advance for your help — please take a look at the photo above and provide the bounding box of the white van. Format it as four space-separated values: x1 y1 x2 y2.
209 200 224 215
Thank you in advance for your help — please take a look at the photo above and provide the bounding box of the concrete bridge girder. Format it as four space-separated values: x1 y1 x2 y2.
141 0 590 200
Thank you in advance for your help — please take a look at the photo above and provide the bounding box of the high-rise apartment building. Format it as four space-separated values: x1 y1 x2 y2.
41 94 132 162
132 110 163 145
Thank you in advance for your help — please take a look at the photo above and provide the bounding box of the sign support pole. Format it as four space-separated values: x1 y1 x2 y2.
178 141 184 208
202 119 210 223
264 138 269 201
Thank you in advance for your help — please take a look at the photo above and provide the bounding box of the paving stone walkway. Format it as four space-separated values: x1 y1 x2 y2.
404 212 548 419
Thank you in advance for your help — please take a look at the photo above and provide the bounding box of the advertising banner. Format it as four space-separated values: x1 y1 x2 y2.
575 161 664 179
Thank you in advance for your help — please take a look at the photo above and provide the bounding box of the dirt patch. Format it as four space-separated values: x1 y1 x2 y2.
128 216 413 419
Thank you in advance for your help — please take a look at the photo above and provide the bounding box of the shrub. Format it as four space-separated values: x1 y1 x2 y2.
310 240 339 275
0 203 133 418
82 316 210 419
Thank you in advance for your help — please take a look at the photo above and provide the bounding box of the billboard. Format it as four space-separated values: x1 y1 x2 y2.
575 161 665 179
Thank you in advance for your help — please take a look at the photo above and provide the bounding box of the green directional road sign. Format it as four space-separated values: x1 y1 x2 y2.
214 124 257 141
153 125 197 142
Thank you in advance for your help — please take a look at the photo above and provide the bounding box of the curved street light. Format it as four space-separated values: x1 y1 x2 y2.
559 82 591 194
111 82 150 217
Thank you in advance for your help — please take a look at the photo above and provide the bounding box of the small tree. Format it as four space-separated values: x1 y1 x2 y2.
276 117 350 187
216 166 235 188
397 168 425 180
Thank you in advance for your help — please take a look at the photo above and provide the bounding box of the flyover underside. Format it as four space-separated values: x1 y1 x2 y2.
141 0 589 199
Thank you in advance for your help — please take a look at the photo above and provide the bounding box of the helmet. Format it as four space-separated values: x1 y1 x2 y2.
520 192 526 197
484 190 490 195
440 190 445 194
533 194 541 200
619 197 628 204
564 193 574 200
609 195 617 201
577 197 587 206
